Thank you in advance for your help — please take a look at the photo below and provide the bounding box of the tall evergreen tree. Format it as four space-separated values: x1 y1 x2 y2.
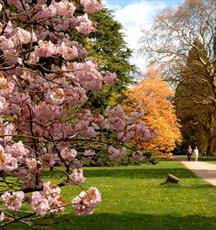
175 42 216 154
83 8 136 111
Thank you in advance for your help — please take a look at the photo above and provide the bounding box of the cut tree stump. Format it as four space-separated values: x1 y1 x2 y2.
166 174 179 184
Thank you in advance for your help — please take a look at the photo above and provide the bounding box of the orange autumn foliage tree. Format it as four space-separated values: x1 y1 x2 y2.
125 67 182 156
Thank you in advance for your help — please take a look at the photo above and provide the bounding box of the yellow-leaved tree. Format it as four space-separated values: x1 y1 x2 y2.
125 66 182 156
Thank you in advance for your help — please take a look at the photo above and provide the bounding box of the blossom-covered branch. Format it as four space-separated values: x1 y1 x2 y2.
0 0 153 226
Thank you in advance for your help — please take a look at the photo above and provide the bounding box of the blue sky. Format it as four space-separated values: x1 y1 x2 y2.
107 0 181 8
104 0 182 72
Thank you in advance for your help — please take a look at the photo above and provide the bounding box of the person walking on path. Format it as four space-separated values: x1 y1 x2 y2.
186 145 192 161
193 146 199 162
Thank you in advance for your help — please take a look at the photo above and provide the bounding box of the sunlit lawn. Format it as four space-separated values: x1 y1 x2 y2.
3 161 216 230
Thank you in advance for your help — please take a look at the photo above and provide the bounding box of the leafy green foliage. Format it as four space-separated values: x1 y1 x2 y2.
84 9 136 111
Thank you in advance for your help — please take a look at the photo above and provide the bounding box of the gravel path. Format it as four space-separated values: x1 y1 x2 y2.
182 161 216 186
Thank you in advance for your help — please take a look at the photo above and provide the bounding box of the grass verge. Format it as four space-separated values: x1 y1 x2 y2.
2 161 216 230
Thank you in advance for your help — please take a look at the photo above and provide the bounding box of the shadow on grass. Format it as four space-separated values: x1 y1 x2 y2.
44 166 216 183
43 166 216 180
84 167 194 179
7 213 216 230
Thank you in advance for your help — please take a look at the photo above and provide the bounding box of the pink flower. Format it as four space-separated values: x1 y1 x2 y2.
72 187 101 216
68 168 85 185
3 20 13 35
0 36 15 50
31 192 50 216
128 110 144 124
118 130 135 143
28 52 40 64
0 118 15 143
3 50 20 65
0 122 15 143
76 14 96 34
1 191 25 211
0 144 18 171
64 86 88 105
0 96 7 112
103 72 118 85
7 0 23 10
7 141 29 159
83 150 96 156
60 148 77 161
33 4 57 21
43 181 61 197
107 105 127 131
35 40 56 57
57 42 78 60
16 28 37 44
111 120 126 132
26 158 42 172
0 74 15 96
132 151 143 161
53 0 76 17
135 123 153 140
107 105 126 118
72 61 103 90
80 0 103 14
31 182 66 216
46 88 65 105
108 146 126 161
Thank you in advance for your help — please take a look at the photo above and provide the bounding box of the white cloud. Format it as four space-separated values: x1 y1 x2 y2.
103 0 121 11
108 1 168 73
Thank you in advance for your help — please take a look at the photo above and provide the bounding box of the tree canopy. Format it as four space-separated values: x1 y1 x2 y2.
140 0 216 155
83 8 136 111
125 67 182 155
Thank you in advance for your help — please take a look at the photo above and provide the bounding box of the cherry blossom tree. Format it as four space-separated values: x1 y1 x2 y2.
0 0 152 227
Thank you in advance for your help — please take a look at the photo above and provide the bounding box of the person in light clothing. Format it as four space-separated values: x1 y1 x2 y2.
193 146 199 162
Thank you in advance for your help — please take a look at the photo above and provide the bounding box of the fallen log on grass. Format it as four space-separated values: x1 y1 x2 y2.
166 174 179 183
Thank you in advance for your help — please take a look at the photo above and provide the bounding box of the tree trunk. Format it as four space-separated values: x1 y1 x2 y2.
206 136 216 155
166 174 179 183
204 113 216 155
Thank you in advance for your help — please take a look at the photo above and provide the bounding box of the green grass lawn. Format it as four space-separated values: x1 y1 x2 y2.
3 161 216 230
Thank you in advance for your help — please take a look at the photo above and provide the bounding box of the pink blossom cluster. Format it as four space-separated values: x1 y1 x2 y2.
68 168 85 185
0 0 153 224
0 145 18 171
83 150 96 157
71 61 103 91
80 0 103 14
6 141 29 160
132 151 144 161
0 0 101 66
74 110 98 137
72 187 101 215
0 73 15 96
31 182 66 216
107 106 153 143
108 146 126 161
76 14 96 34
60 148 77 162
33 40 79 61
106 105 126 132
103 72 118 85
26 158 42 172
0 120 14 143
1 191 25 211
31 1 76 20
